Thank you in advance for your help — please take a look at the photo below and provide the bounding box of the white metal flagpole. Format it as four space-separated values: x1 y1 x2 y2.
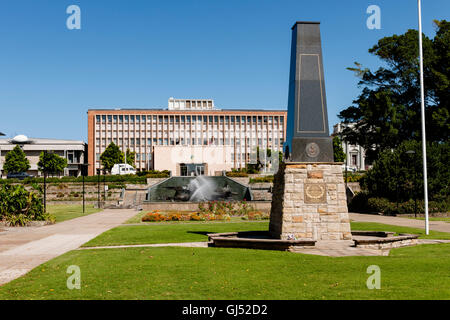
417 0 430 235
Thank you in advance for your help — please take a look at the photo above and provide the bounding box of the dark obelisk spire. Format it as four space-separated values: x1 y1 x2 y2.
285 21 333 162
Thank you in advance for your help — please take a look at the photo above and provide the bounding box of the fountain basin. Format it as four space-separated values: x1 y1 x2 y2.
146 176 252 202
208 231 316 251
208 230 419 252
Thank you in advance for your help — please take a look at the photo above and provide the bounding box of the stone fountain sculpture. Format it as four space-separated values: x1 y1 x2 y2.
269 22 352 241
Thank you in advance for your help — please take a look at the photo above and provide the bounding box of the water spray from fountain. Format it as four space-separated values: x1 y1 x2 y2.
188 175 216 201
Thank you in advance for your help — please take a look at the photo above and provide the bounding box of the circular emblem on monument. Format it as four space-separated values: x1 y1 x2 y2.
305 184 325 200
305 142 320 158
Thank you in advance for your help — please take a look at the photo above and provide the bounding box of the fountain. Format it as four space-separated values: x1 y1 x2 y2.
188 176 217 202
145 176 252 203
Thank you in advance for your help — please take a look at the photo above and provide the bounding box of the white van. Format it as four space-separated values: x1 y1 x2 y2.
111 164 136 175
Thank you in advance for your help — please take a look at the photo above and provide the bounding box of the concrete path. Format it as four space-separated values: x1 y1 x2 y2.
0 209 137 286
349 213 450 233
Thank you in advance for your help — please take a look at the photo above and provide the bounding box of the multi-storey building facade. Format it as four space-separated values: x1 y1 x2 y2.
0 135 86 177
87 98 287 176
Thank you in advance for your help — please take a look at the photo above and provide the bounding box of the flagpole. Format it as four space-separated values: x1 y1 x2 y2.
417 0 429 235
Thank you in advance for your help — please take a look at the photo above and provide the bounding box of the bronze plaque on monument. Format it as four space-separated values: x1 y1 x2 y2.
304 183 327 203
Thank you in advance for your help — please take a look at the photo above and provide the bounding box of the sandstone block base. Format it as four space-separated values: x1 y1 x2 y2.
269 162 352 241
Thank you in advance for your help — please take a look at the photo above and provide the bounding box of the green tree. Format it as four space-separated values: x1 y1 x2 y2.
100 143 124 172
339 20 449 161
37 152 67 175
333 136 346 162
361 140 449 202
3 145 30 173
125 148 136 167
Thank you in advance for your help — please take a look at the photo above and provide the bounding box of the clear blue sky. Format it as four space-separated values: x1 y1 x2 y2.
0 0 448 141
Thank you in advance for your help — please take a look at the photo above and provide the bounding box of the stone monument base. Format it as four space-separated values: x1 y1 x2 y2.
269 162 352 241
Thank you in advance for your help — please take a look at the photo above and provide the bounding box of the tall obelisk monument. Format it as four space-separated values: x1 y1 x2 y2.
269 22 352 241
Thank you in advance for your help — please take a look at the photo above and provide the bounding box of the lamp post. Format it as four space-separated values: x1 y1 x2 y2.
79 163 89 214
103 168 107 202
417 0 430 234
97 168 101 208
345 140 348 190
43 150 47 214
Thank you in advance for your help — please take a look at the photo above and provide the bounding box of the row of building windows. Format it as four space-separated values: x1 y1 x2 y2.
95 137 283 146
95 151 268 163
96 114 284 124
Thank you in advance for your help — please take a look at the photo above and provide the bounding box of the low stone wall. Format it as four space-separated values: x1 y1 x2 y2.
146 178 168 187
47 200 119 207
227 177 249 186
347 182 361 193
249 182 273 201
354 237 419 250
208 231 316 251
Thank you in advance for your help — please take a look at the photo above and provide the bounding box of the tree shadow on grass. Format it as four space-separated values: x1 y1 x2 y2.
187 231 212 236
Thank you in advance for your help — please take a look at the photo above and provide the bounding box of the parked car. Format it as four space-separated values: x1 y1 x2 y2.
7 172 33 180
111 164 136 175
341 165 357 173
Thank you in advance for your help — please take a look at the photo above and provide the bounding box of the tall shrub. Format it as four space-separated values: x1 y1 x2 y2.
0 184 46 226
361 140 449 202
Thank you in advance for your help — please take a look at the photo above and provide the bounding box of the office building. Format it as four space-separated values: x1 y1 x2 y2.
87 98 287 176
0 135 86 177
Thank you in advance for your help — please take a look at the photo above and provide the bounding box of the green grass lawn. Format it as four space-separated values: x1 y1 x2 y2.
83 220 450 248
83 221 269 247
0 244 449 300
47 204 102 223
350 222 450 239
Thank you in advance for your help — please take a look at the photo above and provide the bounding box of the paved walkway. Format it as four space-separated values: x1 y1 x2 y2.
349 213 450 233
0 209 137 286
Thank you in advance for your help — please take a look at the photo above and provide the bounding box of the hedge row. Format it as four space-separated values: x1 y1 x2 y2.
0 174 147 185
226 172 249 177
344 172 365 183
349 192 450 215
249 176 274 184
